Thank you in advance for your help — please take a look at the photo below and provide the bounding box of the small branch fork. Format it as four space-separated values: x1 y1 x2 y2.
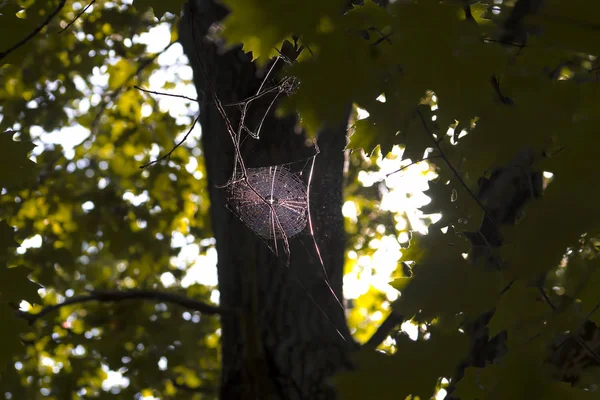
17 288 233 324
136 75 291 170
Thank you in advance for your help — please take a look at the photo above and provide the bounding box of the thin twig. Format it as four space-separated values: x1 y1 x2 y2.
18 288 233 324
0 0 67 63
537 284 556 311
585 301 600 322
134 85 199 103
139 113 201 168
370 29 394 47
490 75 513 105
385 155 441 177
416 107 497 227
135 77 290 110
59 0 96 34
483 38 527 49
573 334 600 365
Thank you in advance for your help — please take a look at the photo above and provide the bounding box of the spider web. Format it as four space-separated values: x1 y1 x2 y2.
211 57 347 326
139 18 347 342
226 165 308 241
190 31 348 338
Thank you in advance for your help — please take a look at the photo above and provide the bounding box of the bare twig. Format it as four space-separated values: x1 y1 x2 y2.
59 0 96 34
135 77 290 108
369 29 393 47
134 85 199 103
385 155 441 177
537 284 556 311
0 0 67 63
18 288 233 324
490 75 513 105
573 334 600 365
139 113 201 168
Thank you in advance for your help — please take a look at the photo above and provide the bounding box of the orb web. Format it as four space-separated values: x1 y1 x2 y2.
227 166 308 240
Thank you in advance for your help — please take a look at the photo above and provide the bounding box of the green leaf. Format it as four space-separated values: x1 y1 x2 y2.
336 329 468 399
0 132 38 191
0 220 20 265
501 174 600 280
576 265 600 326
279 2 396 136
456 343 597 400
0 265 40 305
0 220 41 304
393 231 502 321
347 93 425 157
459 78 580 177
220 0 343 63
0 303 29 373
386 0 505 131
526 0 600 56
488 280 548 339
0 2 53 66
133 0 186 20
421 179 483 231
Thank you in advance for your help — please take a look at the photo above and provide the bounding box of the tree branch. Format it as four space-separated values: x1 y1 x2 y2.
363 310 404 350
170 378 217 394
59 0 97 34
0 0 67 63
18 288 234 324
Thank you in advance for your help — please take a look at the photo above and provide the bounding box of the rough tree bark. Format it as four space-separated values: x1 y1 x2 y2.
180 1 355 399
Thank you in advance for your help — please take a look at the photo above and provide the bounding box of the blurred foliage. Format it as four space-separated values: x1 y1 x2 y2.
1 0 217 399
2 0 600 399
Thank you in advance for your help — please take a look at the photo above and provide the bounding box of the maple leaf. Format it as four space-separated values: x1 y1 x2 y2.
0 132 38 191
133 0 187 20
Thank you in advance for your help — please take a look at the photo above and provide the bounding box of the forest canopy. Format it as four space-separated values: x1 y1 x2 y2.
1 0 600 399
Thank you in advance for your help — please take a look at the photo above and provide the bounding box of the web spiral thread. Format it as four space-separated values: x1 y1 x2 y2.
227 166 308 240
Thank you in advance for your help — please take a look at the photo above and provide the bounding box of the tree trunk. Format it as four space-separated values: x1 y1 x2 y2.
180 2 354 399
